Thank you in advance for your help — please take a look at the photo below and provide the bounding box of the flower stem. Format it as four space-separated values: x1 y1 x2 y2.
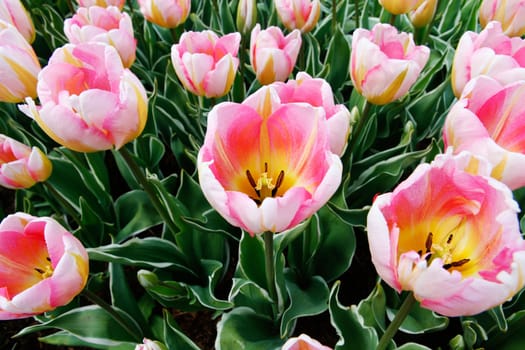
263 231 279 321
117 146 179 236
347 100 371 156
81 289 142 343
376 292 417 350
42 181 82 228
354 0 360 28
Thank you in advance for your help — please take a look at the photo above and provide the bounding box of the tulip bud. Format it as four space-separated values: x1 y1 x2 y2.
77 0 125 9
479 0 525 37
0 21 41 103
379 0 423 15
236 0 257 35
138 0 191 28
0 0 35 43
274 0 321 34
409 0 438 28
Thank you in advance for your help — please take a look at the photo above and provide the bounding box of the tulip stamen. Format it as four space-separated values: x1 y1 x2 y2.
421 232 470 271
34 262 54 279
246 163 285 205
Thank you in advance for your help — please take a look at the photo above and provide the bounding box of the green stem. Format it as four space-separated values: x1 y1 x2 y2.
420 0 440 45
66 0 74 14
389 14 397 26
376 292 417 350
117 147 179 236
347 100 371 156
42 181 82 228
263 231 279 321
354 0 360 28
81 289 142 343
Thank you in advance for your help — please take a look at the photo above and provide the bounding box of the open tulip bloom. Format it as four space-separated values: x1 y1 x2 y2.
444 76 525 190
479 0 525 38
0 213 89 320
20 42 148 153
0 134 52 190
350 23 430 105
197 85 342 236
367 151 525 317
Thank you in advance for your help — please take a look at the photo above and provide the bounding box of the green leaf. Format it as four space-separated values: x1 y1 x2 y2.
87 237 197 279
323 25 350 91
15 305 142 347
38 331 136 350
396 343 432 350
219 0 236 33
215 307 284 350
329 281 379 350
357 281 388 332
280 273 330 337
114 190 163 242
162 310 201 350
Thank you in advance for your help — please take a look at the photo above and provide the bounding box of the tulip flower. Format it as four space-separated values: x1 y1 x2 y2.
408 0 438 28
20 42 148 153
479 0 525 37
171 30 241 98
250 24 302 85
367 151 525 317
451 21 525 98
64 6 136 68
0 134 52 190
378 0 423 15
0 0 35 43
197 85 342 235
350 23 430 105
0 213 89 320
236 0 257 35
272 71 352 156
138 0 191 29
0 21 40 103
282 334 332 350
444 76 525 190
77 0 125 9
274 0 321 34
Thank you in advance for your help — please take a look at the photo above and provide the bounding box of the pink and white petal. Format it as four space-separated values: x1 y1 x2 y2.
367 193 402 291
258 187 312 233
202 55 238 97
326 106 352 155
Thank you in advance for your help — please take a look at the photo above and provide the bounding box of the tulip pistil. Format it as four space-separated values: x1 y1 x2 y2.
419 232 470 271
246 162 285 205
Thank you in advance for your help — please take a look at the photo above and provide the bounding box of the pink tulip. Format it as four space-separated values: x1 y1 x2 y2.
480 0 525 37
138 0 191 29
451 21 525 98
77 0 125 9
378 0 422 15
0 213 89 320
444 76 525 190
250 24 302 85
0 0 35 43
0 134 52 189
282 334 332 350
408 0 438 28
171 30 241 98
367 151 525 317
271 71 352 156
20 42 148 153
274 0 321 33
350 23 429 105
64 6 136 67
197 85 342 235
0 21 40 103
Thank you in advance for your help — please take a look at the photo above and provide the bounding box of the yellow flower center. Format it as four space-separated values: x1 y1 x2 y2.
246 162 285 205
35 257 54 280
420 232 470 270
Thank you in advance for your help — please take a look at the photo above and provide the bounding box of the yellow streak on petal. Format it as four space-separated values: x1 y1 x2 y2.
4 56 38 100
491 155 508 181
491 84 525 146
368 67 409 105
464 156 480 175
258 54 275 85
